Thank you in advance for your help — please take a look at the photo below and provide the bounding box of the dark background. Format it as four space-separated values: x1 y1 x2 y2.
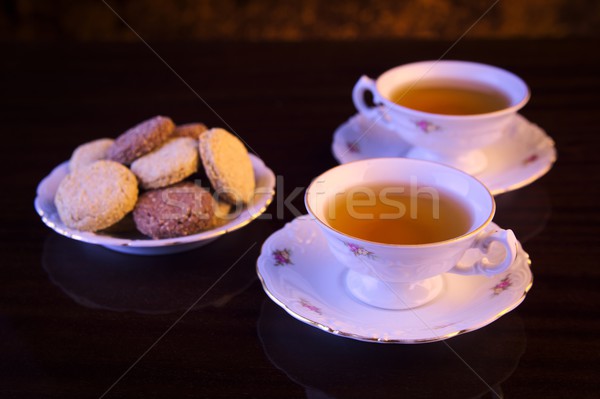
1 1 599 398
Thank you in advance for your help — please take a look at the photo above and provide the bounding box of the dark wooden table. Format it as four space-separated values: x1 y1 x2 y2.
1 39 599 398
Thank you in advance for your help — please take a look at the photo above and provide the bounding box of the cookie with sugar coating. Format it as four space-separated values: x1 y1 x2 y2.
54 160 138 232
130 137 199 190
69 138 114 171
133 182 215 239
199 128 255 205
173 123 208 140
107 116 175 165
212 200 233 228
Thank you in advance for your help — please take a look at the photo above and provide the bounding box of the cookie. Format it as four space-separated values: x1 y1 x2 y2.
54 160 138 232
133 182 215 239
173 123 208 139
212 200 232 228
199 128 255 205
69 138 114 171
107 116 175 165
130 137 199 190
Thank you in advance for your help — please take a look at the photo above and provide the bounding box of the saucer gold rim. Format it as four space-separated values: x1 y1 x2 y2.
257 216 534 344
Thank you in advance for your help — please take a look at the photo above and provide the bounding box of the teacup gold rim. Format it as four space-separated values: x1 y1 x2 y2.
304 157 496 249
375 60 531 120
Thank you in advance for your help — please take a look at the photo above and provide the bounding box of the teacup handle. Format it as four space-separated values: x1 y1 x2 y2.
352 75 388 122
449 229 518 276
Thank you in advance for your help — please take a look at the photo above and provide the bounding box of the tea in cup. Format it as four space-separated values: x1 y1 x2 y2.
352 61 530 174
305 158 518 309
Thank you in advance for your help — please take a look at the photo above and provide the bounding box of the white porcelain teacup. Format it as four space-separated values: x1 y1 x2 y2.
352 60 530 174
304 158 518 310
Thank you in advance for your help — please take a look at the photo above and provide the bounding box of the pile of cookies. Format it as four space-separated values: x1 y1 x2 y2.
54 116 256 239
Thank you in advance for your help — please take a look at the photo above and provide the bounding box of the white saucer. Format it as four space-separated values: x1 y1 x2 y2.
332 112 556 195
35 154 276 255
256 215 533 344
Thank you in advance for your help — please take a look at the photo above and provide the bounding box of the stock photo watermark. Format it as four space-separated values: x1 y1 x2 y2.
158 175 442 222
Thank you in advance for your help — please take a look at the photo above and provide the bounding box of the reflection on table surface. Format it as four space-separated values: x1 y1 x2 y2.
2 39 598 398
493 183 550 243
258 299 526 399
41 225 269 314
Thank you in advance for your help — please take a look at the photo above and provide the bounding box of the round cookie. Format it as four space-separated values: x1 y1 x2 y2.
133 182 215 239
130 137 199 190
54 160 138 232
69 138 114 171
173 123 208 140
199 128 255 205
107 116 175 165
212 200 233 228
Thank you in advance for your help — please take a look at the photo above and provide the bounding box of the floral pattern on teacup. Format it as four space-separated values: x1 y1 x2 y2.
414 119 441 133
344 242 376 259
492 274 512 295
272 248 293 266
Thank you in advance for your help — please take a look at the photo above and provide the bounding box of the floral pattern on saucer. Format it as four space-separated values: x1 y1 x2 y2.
346 140 361 153
332 113 556 195
272 248 293 266
257 215 533 344
299 298 322 315
492 274 513 296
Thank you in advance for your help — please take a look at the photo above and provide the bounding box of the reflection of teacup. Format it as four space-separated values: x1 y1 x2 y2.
258 299 526 399
305 158 518 310
352 60 530 174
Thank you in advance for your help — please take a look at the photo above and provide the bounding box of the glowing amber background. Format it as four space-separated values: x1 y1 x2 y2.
1 0 598 41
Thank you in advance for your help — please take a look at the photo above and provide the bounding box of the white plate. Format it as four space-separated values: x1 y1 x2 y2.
35 154 276 255
332 112 556 195
257 215 533 344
